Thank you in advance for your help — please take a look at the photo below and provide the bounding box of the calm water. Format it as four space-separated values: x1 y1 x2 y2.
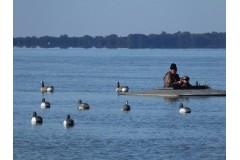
13 48 226 160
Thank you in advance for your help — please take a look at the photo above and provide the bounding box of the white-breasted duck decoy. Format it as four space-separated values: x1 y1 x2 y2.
116 81 129 92
121 101 131 111
31 111 43 125
40 81 54 92
41 98 50 109
63 114 74 127
78 99 90 110
179 103 191 114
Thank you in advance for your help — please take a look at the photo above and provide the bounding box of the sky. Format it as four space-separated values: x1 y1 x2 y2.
13 0 226 37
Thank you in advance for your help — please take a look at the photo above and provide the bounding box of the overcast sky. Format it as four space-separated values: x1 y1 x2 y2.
13 0 226 37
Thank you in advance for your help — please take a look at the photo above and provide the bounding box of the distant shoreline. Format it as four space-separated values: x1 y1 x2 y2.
13 32 226 49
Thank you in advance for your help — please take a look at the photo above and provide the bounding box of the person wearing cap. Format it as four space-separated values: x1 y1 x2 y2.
180 76 192 88
163 63 182 87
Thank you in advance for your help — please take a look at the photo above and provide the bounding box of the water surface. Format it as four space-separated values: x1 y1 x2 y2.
14 48 226 160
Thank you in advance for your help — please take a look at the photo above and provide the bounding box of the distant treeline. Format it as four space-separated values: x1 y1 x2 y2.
13 32 226 49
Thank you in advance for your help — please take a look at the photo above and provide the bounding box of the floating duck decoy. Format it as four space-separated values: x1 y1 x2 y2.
116 81 129 92
78 99 90 110
40 81 54 92
31 111 43 125
121 101 131 111
40 98 51 109
63 114 74 127
179 103 191 114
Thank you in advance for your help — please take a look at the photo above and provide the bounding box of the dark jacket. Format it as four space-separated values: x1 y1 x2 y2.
181 82 192 88
163 72 181 87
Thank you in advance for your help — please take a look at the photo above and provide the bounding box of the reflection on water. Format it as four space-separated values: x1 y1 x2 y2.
163 96 190 102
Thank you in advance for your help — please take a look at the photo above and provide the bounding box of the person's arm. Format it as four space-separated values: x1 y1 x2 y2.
173 80 182 86
173 74 182 86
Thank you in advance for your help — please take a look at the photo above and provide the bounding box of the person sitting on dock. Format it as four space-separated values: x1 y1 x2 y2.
163 63 183 87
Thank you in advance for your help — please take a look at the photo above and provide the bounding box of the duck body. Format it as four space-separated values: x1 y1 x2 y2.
121 101 131 111
40 81 54 92
78 99 90 110
31 112 43 124
121 86 129 92
41 98 51 109
179 103 191 113
116 82 129 92
63 114 74 127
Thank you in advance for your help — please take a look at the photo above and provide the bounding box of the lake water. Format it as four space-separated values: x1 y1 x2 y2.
13 48 226 160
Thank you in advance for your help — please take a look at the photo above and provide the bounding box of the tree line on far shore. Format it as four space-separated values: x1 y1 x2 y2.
13 31 226 49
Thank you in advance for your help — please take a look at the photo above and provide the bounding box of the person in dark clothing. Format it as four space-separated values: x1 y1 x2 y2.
180 76 192 88
163 63 183 87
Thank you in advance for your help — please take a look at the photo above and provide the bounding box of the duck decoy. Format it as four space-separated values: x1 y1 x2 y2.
40 98 51 109
121 101 131 111
63 114 74 127
40 81 54 92
31 111 43 125
116 81 129 92
78 99 90 110
179 103 191 114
